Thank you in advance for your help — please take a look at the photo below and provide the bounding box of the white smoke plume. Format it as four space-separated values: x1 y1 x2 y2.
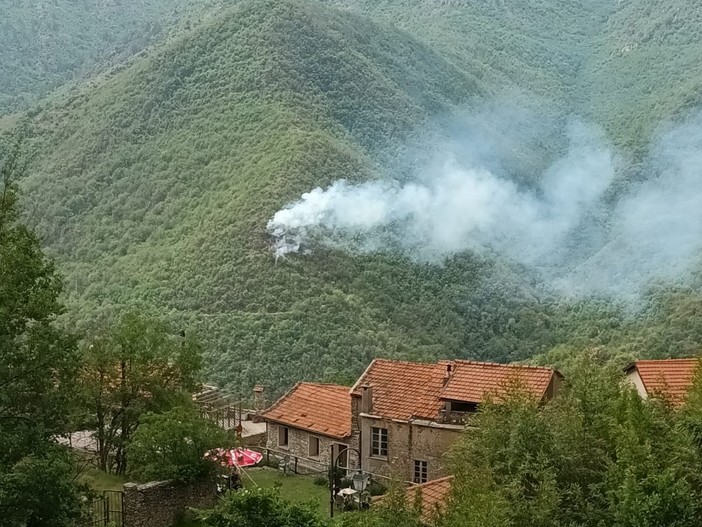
267 112 702 297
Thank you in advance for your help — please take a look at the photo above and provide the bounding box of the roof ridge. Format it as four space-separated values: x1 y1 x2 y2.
451 359 555 371
375 358 438 366
298 382 351 389
635 358 699 363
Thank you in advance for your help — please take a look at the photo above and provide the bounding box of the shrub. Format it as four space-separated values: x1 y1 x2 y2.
127 404 233 483
313 475 329 487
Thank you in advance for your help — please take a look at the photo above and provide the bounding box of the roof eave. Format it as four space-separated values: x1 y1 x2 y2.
261 416 351 441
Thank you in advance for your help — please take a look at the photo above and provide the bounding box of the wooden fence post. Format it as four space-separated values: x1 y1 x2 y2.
103 494 109 527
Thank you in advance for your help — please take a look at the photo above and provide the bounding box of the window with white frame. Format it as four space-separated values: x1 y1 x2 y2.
278 425 289 447
370 426 388 457
309 435 320 457
414 460 428 484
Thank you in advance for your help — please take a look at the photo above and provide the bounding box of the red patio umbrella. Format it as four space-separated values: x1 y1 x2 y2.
205 447 262 468
230 447 263 467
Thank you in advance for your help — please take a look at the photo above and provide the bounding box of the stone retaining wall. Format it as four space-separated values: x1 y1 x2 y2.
123 477 216 527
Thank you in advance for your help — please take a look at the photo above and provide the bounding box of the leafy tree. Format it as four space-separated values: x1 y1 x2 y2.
196 486 328 527
675 360 702 456
79 312 202 474
0 142 84 525
127 404 233 483
441 358 702 527
0 446 88 527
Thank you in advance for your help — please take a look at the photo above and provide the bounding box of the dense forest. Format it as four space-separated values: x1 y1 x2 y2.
0 0 227 113
2 0 702 396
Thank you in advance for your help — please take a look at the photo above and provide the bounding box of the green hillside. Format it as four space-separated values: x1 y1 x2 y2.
324 0 612 106
20 0 491 391
0 0 225 114
581 0 702 155
7 0 702 395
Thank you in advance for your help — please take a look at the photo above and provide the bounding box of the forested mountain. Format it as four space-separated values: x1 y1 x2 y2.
4 0 702 395
581 0 702 154
0 0 225 114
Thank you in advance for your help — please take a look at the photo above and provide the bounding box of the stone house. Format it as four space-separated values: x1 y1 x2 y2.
261 382 358 473
625 358 699 406
350 359 562 483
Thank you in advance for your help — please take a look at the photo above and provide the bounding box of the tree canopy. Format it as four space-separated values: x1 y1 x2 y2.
5 0 701 398
79 311 203 474
0 142 85 526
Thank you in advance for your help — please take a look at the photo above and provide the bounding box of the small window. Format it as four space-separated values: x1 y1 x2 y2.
450 401 478 413
309 436 320 457
371 427 388 457
414 460 428 484
337 444 348 468
279 426 289 447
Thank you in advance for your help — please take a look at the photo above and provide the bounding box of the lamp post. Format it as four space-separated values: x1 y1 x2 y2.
329 445 368 518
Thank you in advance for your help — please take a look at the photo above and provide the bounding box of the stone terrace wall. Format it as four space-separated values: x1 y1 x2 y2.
123 477 216 527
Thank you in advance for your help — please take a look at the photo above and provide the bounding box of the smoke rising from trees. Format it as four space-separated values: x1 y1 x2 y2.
268 110 702 298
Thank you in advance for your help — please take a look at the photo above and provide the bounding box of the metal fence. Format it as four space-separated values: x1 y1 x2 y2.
81 490 124 527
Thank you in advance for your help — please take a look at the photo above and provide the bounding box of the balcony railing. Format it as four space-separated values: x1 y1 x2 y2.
437 409 476 425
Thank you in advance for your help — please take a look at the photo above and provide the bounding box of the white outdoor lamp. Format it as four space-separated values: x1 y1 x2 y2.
352 470 370 493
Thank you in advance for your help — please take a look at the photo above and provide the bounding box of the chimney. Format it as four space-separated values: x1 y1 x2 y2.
253 384 265 421
443 362 454 386
361 384 373 414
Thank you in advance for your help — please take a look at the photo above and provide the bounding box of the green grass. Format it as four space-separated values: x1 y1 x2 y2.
242 467 330 518
79 467 129 492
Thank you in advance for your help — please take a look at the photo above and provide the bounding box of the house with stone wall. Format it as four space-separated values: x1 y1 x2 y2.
261 382 358 473
350 359 562 483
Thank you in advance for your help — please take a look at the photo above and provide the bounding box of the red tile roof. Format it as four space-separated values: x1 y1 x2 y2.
441 360 556 403
376 476 453 524
627 359 699 405
261 383 351 439
351 360 447 421
351 359 559 421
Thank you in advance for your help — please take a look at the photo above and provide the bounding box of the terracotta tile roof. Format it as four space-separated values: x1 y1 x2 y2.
441 360 556 403
261 382 351 439
351 359 559 421
376 477 453 525
351 360 447 421
627 359 699 405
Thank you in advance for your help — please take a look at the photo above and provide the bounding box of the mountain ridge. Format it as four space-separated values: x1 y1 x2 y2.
4 0 702 395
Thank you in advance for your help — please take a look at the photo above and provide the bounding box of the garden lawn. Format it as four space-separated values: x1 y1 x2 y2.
242 467 330 518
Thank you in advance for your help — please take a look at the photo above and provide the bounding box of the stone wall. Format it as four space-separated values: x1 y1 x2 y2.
123 477 216 527
265 423 358 474
359 416 463 482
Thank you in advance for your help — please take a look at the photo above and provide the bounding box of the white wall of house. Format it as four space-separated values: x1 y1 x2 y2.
626 369 648 399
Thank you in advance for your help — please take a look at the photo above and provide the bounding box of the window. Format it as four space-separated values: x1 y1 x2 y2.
336 444 348 468
450 401 478 413
309 436 320 457
278 426 289 448
414 460 428 484
370 427 388 457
